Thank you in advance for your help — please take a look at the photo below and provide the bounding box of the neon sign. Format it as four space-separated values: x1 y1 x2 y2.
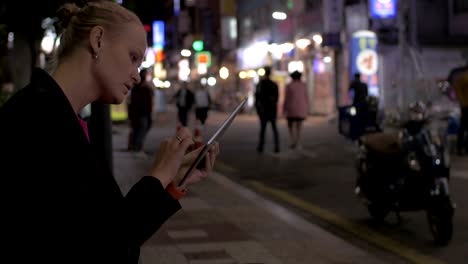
370 0 397 19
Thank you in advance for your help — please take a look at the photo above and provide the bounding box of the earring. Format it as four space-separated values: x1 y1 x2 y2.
93 53 99 60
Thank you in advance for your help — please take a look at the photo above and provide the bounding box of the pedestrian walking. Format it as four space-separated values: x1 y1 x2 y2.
155 87 168 122
349 73 369 136
128 68 154 157
194 84 211 132
448 63 468 155
283 71 309 149
173 82 194 127
255 66 280 153
0 2 219 264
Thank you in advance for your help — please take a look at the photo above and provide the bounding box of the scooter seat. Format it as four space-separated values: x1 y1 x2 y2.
360 132 401 154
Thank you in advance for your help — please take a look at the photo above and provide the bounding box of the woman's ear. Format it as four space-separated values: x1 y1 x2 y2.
89 26 104 56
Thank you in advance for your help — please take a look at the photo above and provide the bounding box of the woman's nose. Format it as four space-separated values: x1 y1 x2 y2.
132 69 141 84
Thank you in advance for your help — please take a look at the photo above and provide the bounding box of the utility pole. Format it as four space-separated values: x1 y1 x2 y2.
397 0 409 109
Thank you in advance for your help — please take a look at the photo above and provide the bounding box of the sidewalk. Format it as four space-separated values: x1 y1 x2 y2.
112 110 388 264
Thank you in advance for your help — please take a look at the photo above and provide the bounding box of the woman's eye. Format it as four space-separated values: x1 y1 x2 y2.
130 53 138 63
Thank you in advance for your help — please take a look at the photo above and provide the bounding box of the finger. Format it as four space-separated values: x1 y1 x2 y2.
168 133 194 152
205 153 213 174
210 150 217 168
176 137 195 156
208 142 220 157
213 142 220 156
185 144 205 162
177 127 193 140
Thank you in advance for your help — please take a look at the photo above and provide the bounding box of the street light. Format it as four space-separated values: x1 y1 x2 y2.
239 71 247 79
313 34 323 45
41 30 56 54
181 49 191 57
296 38 311 49
257 68 265 76
279 42 295 54
219 67 229 79
207 77 217 86
272 12 287 20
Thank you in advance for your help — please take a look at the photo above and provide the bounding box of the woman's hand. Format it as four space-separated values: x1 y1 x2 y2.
148 128 194 188
175 141 220 190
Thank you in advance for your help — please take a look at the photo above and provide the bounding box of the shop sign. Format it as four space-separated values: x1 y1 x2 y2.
152 21 165 49
195 51 212 67
370 0 397 19
350 30 380 96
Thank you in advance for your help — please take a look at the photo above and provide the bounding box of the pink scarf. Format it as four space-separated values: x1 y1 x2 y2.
77 116 90 142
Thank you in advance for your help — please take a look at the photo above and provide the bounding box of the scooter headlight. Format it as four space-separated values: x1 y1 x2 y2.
409 159 421 171
349 107 357 116
407 153 421 171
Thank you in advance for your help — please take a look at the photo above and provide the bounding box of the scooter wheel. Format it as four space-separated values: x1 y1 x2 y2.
426 205 453 246
368 204 389 222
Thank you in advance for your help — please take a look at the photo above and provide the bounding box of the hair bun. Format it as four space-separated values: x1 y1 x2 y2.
57 3 81 29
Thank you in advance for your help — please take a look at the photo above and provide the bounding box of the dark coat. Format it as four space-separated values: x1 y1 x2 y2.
349 79 368 105
255 78 279 120
0 69 180 264
174 88 195 109
129 81 154 120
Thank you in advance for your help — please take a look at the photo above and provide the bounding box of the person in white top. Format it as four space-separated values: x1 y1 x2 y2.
194 84 211 130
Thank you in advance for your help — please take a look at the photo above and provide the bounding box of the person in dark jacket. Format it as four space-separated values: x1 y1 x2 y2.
255 66 280 153
349 73 368 106
0 2 219 264
173 82 195 127
128 68 154 155
349 73 369 136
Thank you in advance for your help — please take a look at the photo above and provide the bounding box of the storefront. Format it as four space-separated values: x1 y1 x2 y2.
236 35 338 117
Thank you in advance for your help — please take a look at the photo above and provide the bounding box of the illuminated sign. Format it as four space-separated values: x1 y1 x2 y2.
195 51 211 67
155 49 165 63
152 21 165 49
174 0 180 16
350 30 379 96
370 0 397 19
192 40 204 52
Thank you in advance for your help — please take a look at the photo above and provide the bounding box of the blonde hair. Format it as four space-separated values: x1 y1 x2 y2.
50 1 141 70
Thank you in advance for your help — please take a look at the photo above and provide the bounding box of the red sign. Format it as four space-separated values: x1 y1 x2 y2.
155 49 165 62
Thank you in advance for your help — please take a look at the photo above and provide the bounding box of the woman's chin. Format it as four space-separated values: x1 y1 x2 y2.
98 95 125 105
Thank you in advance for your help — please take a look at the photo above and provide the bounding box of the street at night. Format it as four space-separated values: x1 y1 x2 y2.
1 0 468 263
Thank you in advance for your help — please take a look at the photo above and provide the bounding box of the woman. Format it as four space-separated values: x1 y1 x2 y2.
283 71 309 149
0 2 219 264
194 84 211 130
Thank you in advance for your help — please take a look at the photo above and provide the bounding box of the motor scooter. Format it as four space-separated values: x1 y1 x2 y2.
355 102 455 246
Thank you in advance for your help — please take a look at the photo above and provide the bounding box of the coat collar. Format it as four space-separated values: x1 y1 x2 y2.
30 68 91 146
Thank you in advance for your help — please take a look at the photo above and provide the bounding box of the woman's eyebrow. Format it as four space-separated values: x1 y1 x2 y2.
137 49 145 60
